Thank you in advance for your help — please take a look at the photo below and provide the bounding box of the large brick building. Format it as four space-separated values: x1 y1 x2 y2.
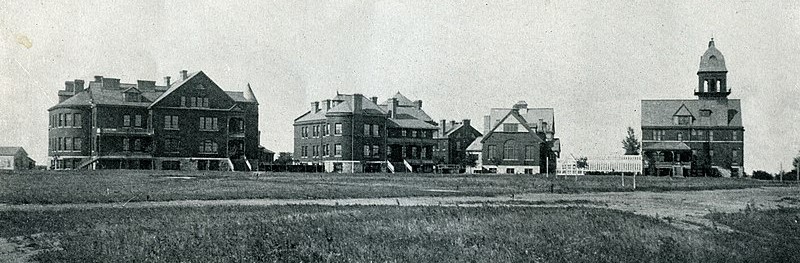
477 101 560 174
48 70 260 171
293 92 439 173
641 39 744 177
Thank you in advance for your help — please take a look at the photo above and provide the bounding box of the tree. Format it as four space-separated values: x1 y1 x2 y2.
622 127 641 155
274 152 294 165
458 152 478 167
576 157 588 169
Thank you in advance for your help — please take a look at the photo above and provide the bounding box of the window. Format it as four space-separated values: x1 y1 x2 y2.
65 138 72 151
373 125 380 137
313 146 319 157
525 146 536 160
364 124 370 136
313 125 319 137
506 168 515 174
709 131 714 141
200 117 218 131
73 138 82 151
677 133 683 141
164 138 180 152
65 113 72 127
691 129 696 136
675 116 691 125
412 147 419 158
202 97 209 108
387 146 392 157
135 115 142 127
372 145 380 157
301 127 308 138
57 138 62 151
732 131 738 141
334 144 342 156
700 110 712 117
74 113 82 127
488 145 497 159
123 138 130 151
732 150 738 158
123 115 131 127
364 145 370 157
420 146 427 158
524 168 534 174
59 113 65 127
324 124 330 136
164 116 179 130
199 140 218 153
191 97 198 107
503 141 515 160
412 130 418 138
504 123 518 132
134 139 142 151
181 96 186 107
709 150 714 157
334 123 343 135
324 144 330 156
402 130 407 137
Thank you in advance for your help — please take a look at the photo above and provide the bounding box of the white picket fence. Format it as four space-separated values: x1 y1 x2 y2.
557 155 642 175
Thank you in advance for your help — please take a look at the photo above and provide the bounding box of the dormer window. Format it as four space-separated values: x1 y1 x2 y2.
124 91 141 102
672 116 692 125
700 110 712 117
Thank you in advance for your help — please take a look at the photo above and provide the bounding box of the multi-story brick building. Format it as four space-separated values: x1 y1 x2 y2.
477 101 560 174
433 119 482 173
293 92 439 173
48 70 260 171
641 39 744 177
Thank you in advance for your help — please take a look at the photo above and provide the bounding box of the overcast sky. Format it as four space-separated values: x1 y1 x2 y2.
1 0 798 173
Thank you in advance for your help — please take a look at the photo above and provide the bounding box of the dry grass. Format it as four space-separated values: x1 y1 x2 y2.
0 170 784 205
0 205 755 262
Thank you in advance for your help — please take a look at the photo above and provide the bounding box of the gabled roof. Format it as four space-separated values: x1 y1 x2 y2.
0 147 25 156
481 109 544 143
388 119 437 130
392 92 415 106
673 104 693 117
641 99 742 127
294 93 386 123
148 71 202 107
466 136 483 152
487 107 555 134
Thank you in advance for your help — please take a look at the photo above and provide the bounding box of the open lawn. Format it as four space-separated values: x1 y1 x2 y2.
0 170 788 205
1 205 798 262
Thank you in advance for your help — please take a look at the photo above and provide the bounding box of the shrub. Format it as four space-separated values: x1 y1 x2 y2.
751 170 773 180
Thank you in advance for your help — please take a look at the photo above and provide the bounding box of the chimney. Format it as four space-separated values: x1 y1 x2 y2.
64 81 75 92
415 100 423 109
94 75 103 82
74 79 84 92
483 115 491 135
311 102 320 113
371 96 378 104
164 76 171 88
450 120 456 128
463 119 471 128
352 94 363 113
180 70 188 80
324 99 332 110
102 78 120 90
389 98 398 118
440 119 447 135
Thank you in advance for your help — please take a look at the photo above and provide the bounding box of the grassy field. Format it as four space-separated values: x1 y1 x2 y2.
1 205 798 262
0 170 787 205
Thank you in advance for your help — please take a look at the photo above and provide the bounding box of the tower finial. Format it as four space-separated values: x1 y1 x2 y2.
709 37 715 47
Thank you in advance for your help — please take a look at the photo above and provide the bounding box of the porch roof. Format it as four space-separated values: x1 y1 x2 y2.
643 142 692 151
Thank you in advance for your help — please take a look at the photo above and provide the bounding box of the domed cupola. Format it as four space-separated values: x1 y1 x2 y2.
696 38 730 100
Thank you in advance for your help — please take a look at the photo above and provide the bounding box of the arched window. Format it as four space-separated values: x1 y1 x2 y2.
503 140 515 160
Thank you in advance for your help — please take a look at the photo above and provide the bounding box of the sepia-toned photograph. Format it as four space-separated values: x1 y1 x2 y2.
1 1 799 262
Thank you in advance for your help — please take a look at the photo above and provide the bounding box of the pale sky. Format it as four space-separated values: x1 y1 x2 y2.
1 1 798 173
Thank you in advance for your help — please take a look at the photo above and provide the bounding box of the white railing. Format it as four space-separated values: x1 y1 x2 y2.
403 160 413 173
556 162 585 176
557 155 642 174
387 161 395 173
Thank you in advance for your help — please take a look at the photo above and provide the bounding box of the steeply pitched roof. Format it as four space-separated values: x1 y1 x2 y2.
487 107 555 133
699 39 727 72
466 136 483 152
392 92 415 106
481 109 544 143
641 99 742 127
294 93 386 123
388 119 437 130
0 147 25 156
149 71 202 107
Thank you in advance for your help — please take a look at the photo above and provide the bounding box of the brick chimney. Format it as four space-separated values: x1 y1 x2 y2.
440 119 447 135
164 76 171 88
389 98 398 118
415 100 423 109
74 79 85 92
64 81 75 92
483 115 491 135
310 101 319 113
324 99 332 110
352 94 363 113
450 120 456 128
180 70 188 80
463 119 471 128
371 96 378 104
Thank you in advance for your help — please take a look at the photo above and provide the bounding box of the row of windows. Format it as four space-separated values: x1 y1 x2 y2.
51 113 82 128
486 143 537 161
123 114 144 128
52 137 82 152
388 145 430 159
181 96 210 108
199 117 219 131
397 129 433 138
301 123 343 138
121 138 145 152
649 130 740 141
301 144 342 158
